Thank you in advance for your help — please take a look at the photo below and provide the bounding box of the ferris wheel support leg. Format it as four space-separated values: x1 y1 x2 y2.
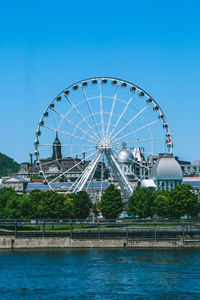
73 152 101 193
104 150 133 201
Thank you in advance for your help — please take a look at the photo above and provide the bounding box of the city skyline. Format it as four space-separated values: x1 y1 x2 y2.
1 0 200 163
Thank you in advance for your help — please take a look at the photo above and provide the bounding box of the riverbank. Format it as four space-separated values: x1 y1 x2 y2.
1 236 200 249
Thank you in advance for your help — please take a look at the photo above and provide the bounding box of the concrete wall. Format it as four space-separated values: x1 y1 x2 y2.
1 236 200 249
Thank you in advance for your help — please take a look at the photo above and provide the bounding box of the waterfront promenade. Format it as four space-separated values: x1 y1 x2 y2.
0 219 200 249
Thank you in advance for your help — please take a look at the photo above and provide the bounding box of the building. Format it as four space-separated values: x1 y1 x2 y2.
183 176 200 193
0 180 109 202
2 176 28 193
140 179 156 190
116 143 148 187
18 134 199 197
149 153 183 191
19 134 109 181
178 159 200 177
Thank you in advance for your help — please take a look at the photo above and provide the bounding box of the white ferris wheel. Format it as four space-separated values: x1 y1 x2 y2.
34 77 172 199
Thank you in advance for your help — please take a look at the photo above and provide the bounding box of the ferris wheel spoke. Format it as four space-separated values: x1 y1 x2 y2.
43 125 96 144
66 172 85 194
129 170 140 181
112 150 141 181
112 148 150 171
130 157 149 170
112 146 124 151
39 147 95 167
110 105 149 142
108 93 136 139
49 149 98 184
64 94 101 141
51 108 98 142
112 119 160 144
38 144 96 147
104 149 133 198
100 153 105 198
85 157 100 192
72 151 101 193
111 147 155 156
98 82 105 138
85 96 99 101
106 85 119 138
112 136 166 146
81 87 103 139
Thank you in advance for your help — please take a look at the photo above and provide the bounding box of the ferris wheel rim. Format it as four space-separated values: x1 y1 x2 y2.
35 76 172 153
34 76 173 195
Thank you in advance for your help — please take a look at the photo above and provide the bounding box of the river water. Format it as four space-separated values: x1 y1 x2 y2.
0 248 200 299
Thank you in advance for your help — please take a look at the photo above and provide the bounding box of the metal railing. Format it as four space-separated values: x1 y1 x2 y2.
0 219 200 241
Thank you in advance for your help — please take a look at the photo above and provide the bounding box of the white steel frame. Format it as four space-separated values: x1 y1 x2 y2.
35 77 172 199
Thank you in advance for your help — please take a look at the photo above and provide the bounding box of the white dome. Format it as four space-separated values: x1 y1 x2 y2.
150 156 183 179
118 149 134 164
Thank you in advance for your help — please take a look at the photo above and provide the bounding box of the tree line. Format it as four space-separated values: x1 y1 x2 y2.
127 184 199 219
0 183 199 220
97 184 200 220
0 188 92 219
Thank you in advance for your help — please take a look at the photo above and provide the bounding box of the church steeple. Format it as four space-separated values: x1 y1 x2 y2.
52 132 62 160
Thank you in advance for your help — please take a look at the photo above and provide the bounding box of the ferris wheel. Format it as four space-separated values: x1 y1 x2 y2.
34 77 172 199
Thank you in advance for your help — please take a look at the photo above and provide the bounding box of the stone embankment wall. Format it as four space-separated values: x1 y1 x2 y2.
0 236 200 249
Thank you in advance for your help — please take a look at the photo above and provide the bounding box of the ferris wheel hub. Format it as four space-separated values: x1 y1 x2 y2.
97 138 112 151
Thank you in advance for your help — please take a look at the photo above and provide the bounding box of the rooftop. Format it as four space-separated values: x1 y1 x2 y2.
150 156 183 179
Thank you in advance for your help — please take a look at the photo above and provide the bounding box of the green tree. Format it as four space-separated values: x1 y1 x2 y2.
37 190 66 219
127 187 154 219
28 189 45 218
63 194 75 218
98 184 123 219
17 194 34 219
169 184 199 219
2 192 36 219
73 191 92 219
0 188 17 217
4 196 21 219
186 193 199 218
153 193 171 219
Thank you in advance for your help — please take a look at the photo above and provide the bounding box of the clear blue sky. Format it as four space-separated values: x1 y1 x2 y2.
0 0 200 163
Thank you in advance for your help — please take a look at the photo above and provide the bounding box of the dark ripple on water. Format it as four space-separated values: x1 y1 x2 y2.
0 248 200 299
